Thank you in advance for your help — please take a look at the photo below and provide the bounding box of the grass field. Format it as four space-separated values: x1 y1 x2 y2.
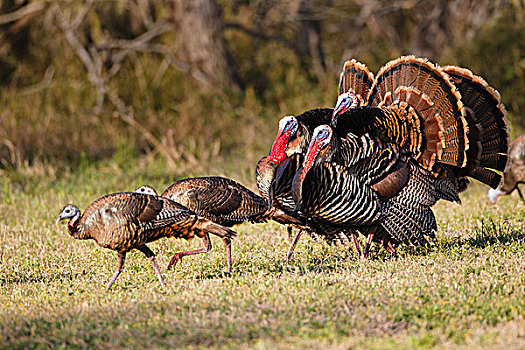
1 161 524 349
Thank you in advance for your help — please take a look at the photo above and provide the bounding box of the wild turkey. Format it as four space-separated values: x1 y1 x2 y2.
332 58 376 116
256 108 365 259
57 192 237 290
136 177 301 263
135 177 301 227
488 134 525 203
292 56 509 257
256 60 375 204
255 62 376 259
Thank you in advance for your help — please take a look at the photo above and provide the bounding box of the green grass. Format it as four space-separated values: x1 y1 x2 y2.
1 163 524 349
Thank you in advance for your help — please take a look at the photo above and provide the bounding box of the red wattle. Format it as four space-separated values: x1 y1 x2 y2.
269 129 292 164
303 142 321 175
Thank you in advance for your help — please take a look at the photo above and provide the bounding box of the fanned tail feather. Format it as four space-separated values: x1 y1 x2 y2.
470 168 502 189
366 56 469 171
338 59 375 105
442 65 510 188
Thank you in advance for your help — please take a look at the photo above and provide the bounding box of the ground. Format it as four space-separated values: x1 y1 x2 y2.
0 165 524 349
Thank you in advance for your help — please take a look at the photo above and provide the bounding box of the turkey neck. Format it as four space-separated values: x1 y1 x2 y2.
292 135 339 205
317 133 340 164
67 213 90 240
286 124 311 156
256 157 277 203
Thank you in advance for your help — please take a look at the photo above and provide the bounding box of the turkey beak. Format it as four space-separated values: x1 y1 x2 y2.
56 213 67 224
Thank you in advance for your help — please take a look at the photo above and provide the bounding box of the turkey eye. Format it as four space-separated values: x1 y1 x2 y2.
285 121 296 133
65 208 70 213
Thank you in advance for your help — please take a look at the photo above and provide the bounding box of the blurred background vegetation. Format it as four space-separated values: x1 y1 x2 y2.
0 0 524 183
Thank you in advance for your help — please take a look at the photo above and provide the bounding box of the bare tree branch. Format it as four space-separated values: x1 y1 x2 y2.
0 1 46 25
21 65 55 95
54 1 107 114
54 2 95 75
96 22 173 51
70 0 93 29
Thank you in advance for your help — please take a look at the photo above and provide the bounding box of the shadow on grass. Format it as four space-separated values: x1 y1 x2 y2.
173 219 524 281
439 219 524 250
0 272 85 286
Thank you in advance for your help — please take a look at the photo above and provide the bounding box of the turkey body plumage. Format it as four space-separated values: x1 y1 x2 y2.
157 176 301 227
290 56 510 256
57 192 237 290
135 176 301 265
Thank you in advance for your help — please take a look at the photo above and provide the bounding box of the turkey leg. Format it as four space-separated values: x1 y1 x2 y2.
284 229 303 262
287 226 294 241
350 231 362 256
137 245 166 288
106 252 126 291
362 233 374 259
516 185 525 203
167 233 212 270
222 237 232 273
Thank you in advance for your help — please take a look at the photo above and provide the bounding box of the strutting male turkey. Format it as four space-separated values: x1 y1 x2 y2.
256 60 382 259
255 108 365 260
291 56 509 257
57 192 237 290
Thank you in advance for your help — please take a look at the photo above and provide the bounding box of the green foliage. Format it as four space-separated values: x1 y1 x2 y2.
454 4 525 128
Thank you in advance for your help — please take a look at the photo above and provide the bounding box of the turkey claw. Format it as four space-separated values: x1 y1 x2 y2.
167 253 183 270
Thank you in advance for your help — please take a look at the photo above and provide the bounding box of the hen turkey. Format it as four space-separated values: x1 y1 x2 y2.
57 192 236 290
136 176 301 264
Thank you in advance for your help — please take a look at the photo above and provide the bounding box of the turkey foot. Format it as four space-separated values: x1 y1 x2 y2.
381 239 397 255
167 234 212 270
